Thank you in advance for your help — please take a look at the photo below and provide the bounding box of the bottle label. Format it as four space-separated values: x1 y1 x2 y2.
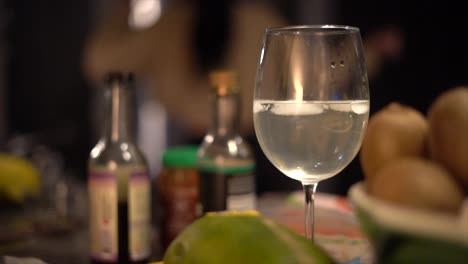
226 171 256 211
89 171 118 262
199 165 256 212
89 167 151 262
129 170 151 260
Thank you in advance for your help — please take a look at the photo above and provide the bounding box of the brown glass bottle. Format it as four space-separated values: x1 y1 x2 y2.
197 71 256 213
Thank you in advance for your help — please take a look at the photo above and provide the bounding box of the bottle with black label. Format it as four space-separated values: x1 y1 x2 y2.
197 70 256 213
88 72 151 264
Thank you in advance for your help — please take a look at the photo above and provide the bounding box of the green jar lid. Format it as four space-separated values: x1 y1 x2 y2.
163 145 199 168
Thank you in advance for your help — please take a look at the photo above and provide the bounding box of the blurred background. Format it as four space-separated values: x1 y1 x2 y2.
1 0 467 197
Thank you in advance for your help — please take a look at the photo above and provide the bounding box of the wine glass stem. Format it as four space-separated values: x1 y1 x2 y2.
303 183 318 241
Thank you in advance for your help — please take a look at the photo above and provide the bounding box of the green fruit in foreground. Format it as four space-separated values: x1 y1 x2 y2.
164 211 336 264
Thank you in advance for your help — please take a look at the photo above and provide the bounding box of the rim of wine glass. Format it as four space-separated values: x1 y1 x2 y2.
266 25 359 35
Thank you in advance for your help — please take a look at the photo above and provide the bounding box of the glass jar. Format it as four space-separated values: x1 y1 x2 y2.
157 146 199 250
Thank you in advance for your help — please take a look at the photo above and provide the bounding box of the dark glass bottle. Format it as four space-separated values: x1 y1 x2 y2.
197 70 256 213
88 73 151 264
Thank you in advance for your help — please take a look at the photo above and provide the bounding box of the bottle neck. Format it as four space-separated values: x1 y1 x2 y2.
104 82 133 143
211 94 240 137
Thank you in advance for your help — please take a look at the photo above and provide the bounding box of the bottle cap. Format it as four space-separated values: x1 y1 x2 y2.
163 145 199 168
209 70 239 96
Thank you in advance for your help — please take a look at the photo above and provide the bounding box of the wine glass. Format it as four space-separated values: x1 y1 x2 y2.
253 25 369 240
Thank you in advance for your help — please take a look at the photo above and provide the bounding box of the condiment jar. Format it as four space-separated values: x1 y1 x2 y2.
157 146 199 250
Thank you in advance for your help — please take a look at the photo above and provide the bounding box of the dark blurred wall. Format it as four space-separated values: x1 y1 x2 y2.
329 0 468 195
341 0 468 113
0 1 7 142
6 0 92 177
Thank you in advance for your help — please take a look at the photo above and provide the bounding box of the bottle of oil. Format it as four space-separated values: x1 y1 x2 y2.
88 72 151 264
197 70 256 213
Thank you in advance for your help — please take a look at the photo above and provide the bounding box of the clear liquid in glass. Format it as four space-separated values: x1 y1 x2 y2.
253 100 369 184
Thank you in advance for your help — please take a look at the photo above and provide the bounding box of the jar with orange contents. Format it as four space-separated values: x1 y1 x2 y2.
157 146 200 250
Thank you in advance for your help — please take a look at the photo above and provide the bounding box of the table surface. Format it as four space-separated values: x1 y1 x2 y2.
0 191 372 264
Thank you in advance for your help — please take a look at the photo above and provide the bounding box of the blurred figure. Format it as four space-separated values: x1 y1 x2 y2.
84 0 286 138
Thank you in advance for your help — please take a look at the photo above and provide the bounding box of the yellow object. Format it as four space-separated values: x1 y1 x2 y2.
0 153 40 203
205 210 259 217
163 211 335 264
